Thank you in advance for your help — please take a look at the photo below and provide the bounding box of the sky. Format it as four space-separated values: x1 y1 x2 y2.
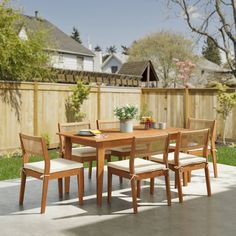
12 0 197 52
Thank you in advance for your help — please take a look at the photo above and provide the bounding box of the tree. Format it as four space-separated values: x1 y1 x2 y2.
216 83 236 144
202 37 222 65
106 45 117 54
0 1 52 81
121 45 129 55
71 26 82 44
94 45 102 52
65 80 90 122
128 31 195 87
167 0 236 79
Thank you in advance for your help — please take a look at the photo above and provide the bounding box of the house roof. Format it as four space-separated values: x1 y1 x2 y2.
198 58 230 73
118 60 159 81
101 54 123 68
17 15 94 57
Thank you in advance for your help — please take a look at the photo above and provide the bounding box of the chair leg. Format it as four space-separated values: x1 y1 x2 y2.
187 171 192 182
164 171 171 206
58 178 63 199
137 180 141 198
176 170 183 203
64 177 70 194
41 176 49 214
131 178 138 214
211 149 218 178
150 178 154 195
183 172 188 186
205 163 212 197
77 169 84 205
88 161 93 179
119 156 123 184
107 155 111 162
107 168 112 204
19 170 27 205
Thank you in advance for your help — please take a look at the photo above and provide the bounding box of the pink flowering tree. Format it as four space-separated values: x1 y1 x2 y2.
175 60 196 87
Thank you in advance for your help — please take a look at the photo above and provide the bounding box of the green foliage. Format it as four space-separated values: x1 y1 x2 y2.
94 45 102 52
0 1 53 81
216 82 236 144
128 31 196 88
121 45 129 55
66 80 90 122
71 26 82 44
202 37 221 65
114 104 138 120
41 132 50 148
106 45 117 54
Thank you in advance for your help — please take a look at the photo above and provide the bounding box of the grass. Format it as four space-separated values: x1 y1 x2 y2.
0 146 235 181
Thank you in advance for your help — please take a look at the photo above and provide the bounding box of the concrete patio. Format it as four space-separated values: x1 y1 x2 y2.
0 163 235 236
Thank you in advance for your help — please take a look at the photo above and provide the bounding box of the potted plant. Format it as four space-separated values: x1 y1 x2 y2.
114 104 138 133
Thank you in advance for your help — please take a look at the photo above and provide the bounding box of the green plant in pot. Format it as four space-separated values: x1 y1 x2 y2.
114 104 138 133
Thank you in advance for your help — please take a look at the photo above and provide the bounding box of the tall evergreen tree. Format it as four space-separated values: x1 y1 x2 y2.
106 45 117 54
94 45 102 52
71 26 82 44
202 37 221 65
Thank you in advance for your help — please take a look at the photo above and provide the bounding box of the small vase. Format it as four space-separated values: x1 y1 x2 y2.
120 119 133 133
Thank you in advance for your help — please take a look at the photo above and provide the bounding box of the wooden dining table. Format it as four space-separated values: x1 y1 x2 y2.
58 127 184 206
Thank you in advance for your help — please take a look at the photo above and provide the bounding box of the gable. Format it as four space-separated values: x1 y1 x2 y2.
18 26 28 40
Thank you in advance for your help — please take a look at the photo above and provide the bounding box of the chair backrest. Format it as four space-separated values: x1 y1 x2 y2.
129 134 169 174
174 129 209 166
188 118 216 142
96 120 120 130
58 122 91 155
19 133 50 173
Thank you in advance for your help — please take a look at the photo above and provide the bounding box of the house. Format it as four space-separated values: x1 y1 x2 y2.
118 60 159 87
17 13 94 71
94 52 128 73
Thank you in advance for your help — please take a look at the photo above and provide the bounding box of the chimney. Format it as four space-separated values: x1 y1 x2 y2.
35 11 38 18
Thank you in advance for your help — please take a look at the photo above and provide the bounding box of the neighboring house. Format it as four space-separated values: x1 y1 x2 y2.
191 58 236 87
118 60 159 87
94 52 128 73
17 13 94 71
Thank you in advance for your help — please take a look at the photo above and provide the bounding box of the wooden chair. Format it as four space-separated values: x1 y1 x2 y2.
170 118 217 179
151 129 211 203
58 122 111 179
107 134 171 214
19 133 84 214
96 120 134 161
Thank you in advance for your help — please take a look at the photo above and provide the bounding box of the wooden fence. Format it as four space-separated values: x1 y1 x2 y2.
0 82 235 153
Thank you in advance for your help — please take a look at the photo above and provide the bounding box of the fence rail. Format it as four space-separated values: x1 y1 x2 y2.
0 82 235 153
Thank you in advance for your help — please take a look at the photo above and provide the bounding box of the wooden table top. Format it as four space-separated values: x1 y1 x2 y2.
58 127 185 144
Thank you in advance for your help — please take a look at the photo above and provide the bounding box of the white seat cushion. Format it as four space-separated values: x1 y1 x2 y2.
151 152 206 167
24 158 83 174
72 146 111 157
108 158 167 174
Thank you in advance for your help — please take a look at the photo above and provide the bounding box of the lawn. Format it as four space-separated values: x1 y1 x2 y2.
0 146 235 181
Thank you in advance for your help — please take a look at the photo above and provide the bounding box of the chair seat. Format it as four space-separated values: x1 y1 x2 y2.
72 146 111 157
108 158 167 174
151 152 206 167
169 143 211 151
24 158 83 174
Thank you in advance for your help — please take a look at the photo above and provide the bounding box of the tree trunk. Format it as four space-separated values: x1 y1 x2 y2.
222 117 227 145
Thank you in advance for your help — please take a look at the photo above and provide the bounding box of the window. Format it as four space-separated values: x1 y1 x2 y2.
77 56 83 70
111 66 118 73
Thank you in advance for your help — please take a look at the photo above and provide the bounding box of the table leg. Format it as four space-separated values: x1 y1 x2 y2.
96 147 105 206
64 137 72 193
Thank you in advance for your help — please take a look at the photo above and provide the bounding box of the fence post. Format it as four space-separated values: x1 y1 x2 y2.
97 83 101 120
184 86 189 128
33 82 39 136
